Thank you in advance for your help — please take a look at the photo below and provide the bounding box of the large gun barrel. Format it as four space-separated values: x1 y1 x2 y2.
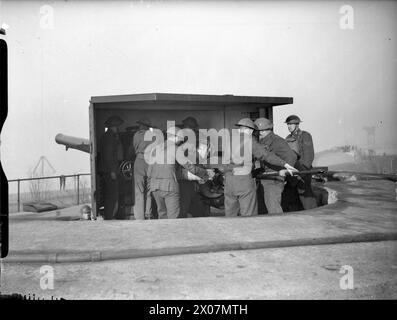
55 133 91 154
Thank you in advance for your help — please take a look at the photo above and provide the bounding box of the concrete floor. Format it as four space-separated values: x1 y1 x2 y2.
1 179 396 299
1 241 396 299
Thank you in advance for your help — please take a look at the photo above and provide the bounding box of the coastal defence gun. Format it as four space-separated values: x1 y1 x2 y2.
55 130 334 218
56 128 397 219
55 92 294 219
55 130 228 213
55 134 91 154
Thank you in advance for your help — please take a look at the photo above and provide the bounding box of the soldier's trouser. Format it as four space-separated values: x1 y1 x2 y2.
293 162 318 210
260 179 285 214
281 178 303 212
298 174 318 210
152 190 180 219
103 173 119 220
133 157 152 220
179 181 210 218
224 174 258 217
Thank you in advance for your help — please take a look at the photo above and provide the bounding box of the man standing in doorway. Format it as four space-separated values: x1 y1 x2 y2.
98 115 124 220
132 118 155 220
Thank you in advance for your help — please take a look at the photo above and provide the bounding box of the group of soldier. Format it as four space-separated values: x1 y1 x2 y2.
98 114 317 220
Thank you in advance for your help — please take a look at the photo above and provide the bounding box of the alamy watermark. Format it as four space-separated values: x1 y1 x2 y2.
339 265 354 290
39 5 55 30
339 5 354 30
40 265 54 290
142 121 253 167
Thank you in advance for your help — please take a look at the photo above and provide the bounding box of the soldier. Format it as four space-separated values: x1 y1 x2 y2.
179 116 211 218
132 118 154 220
181 117 199 136
148 126 214 219
284 115 317 210
98 115 124 220
223 118 298 217
254 118 297 214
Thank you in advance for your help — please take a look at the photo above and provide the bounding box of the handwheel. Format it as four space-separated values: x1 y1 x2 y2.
119 160 133 180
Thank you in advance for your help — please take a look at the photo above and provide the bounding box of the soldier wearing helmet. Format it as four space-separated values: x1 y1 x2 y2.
178 117 211 218
98 115 124 220
254 118 297 214
148 125 215 219
221 118 258 216
132 118 155 220
181 117 199 132
284 115 317 210
222 118 298 217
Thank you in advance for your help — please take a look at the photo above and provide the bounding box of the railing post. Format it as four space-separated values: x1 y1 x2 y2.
17 179 20 212
77 174 80 205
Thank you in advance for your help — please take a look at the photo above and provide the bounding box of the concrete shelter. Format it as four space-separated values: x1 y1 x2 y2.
89 93 293 218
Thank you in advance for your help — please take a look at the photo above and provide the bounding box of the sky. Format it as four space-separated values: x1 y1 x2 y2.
0 0 396 181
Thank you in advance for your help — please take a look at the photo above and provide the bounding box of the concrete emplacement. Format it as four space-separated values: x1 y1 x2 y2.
4 179 397 264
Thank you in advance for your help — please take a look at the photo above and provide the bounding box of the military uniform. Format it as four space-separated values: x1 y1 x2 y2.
148 139 209 219
179 180 210 218
223 131 256 217
257 131 297 213
224 137 289 217
223 119 287 217
179 152 211 218
285 128 317 210
98 118 124 220
132 129 153 220
252 138 288 168
178 117 211 218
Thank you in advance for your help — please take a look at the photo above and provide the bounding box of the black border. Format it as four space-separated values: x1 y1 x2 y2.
0 38 8 258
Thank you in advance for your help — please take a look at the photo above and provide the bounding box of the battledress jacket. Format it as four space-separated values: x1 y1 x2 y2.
258 132 297 171
286 129 314 169
98 130 123 174
217 135 287 173
148 140 209 193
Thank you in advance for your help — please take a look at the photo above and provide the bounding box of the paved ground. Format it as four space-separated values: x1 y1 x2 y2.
1 179 396 299
1 241 396 299
5 180 397 262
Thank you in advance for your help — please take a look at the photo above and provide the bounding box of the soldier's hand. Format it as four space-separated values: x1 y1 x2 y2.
279 169 285 177
206 169 216 180
110 171 117 180
284 163 298 176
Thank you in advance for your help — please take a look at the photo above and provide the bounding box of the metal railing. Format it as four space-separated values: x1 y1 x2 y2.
8 173 91 213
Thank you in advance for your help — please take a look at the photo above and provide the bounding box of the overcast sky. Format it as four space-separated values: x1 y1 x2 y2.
0 0 396 180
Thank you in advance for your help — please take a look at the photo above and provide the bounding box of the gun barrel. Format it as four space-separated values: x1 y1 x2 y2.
327 170 397 182
55 133 90 154
255 167 329 179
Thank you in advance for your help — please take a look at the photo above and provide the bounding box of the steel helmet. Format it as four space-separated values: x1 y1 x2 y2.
136 118 153 128
80 205 92 220
285 115 302 124
104 115 124 127
182 117 199 129
235 118 257 130
254 118 273 131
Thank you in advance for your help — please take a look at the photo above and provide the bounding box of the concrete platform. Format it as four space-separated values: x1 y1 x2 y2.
4 180 397 263
1 241 396 299
1 179 396 299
